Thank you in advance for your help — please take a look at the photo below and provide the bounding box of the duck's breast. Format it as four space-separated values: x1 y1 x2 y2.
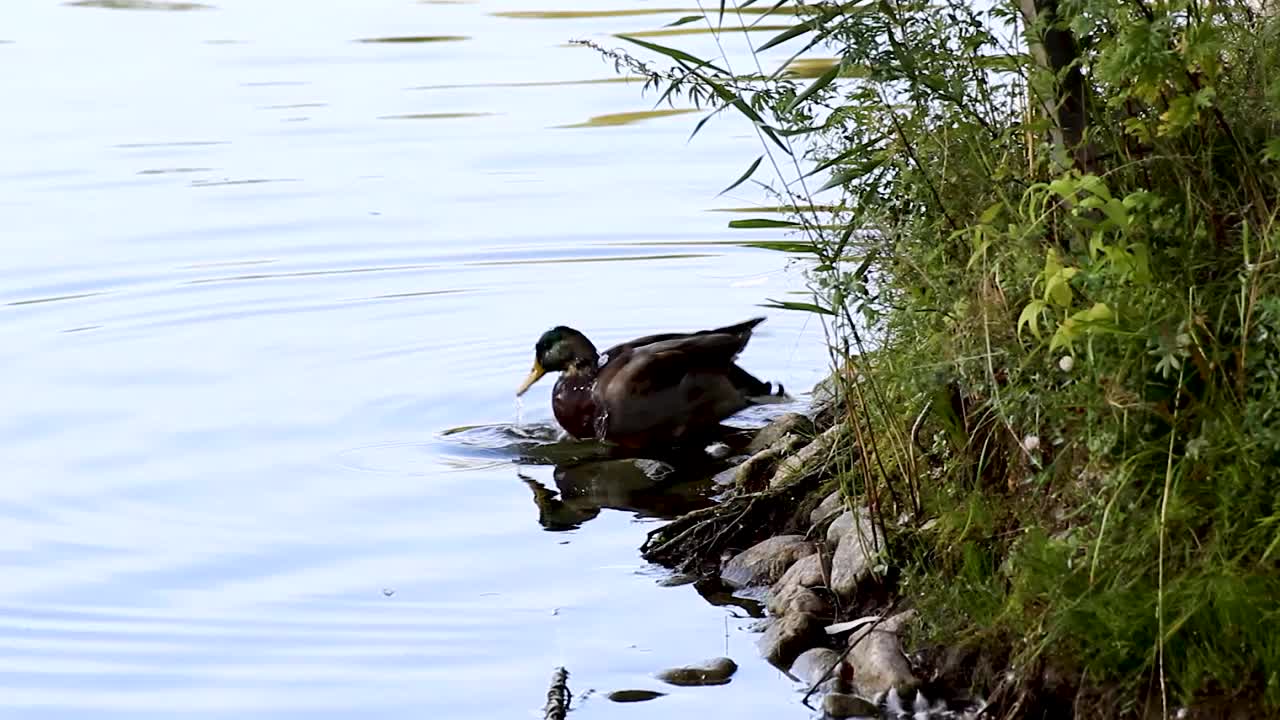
552 377 600 440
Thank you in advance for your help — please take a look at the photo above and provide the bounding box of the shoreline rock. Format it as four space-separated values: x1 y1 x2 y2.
645 373 987 719
655 657 738 687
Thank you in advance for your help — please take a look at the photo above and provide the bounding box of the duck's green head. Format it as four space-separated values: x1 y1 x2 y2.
516 326 598 396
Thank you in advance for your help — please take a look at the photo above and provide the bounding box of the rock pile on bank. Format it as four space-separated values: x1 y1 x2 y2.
647 378 988 719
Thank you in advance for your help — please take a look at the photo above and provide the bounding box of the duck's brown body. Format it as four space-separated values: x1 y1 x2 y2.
525 318 784 449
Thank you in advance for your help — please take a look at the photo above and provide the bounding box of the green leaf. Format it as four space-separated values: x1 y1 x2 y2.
720 155 764 196
1045 270 1076 308
1018 300 1048 340
750 0 794 26
786 60 841 112
1049 317 1081 352
979 201 1003 225
688 101 730 141
1263 138 1280 163
1079 302 1114 324
761 298 835 315
615 35 727 74
806 135 886 177
664 14 705 27
691 70 791 155
756 21 815 52
746 240 817 253
817 158 883 192
851 250 876 280
729 218 803 229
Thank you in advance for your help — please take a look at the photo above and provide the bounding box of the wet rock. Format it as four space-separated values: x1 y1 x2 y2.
704 442 732 460
792 647 844 692
757 611 822 669
766 552 831 616
633 458 675 479
657 573 697 587
656 657 737 687
770 421 848 488
720 535 815 590
824 692 879 718
607 689 666 703
844 612 918 699
749 412 815 454
830 508 883 600
711 464 742 486
810 490 846 527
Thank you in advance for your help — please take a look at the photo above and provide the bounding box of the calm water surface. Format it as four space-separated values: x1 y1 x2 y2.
0 1 831 717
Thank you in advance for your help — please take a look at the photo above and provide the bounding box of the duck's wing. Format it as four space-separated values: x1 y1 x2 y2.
597 320 762 398
600 317 766 362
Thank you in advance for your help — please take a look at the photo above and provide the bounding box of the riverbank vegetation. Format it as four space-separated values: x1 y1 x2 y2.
581 0 1280 716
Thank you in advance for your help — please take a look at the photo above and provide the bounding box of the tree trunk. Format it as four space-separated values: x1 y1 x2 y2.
1020 0 1096 173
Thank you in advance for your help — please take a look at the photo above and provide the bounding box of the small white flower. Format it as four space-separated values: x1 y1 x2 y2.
1058 355 1075 372
1023 434 1041 452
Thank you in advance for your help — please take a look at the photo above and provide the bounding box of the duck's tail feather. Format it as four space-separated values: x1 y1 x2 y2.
729 363 790 403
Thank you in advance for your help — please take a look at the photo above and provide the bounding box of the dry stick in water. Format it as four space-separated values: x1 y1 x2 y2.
543 666 571 720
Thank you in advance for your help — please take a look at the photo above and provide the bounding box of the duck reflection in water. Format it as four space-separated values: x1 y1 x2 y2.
517 448 737 532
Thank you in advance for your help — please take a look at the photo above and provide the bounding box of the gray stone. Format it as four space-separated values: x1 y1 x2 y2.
711 465 740 486
757 611 822 669
655 657 738 686
657 573 697 587
823 692 879 718
749 412 816 454
826 509 856 550
607 689 665 703
830 508 883 601
810 490 846 527
767 586 829 617
720 535 815 590
631 458 675 482
792 647 843 689
770 421 848 488
766 552 830 616
844 613 918 698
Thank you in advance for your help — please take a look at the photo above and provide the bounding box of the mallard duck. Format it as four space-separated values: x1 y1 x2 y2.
515 317 785 449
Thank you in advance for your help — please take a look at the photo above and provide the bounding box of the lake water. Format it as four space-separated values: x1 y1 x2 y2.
0 1 832 717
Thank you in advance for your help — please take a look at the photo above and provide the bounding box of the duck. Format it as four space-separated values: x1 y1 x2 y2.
515 317 786 449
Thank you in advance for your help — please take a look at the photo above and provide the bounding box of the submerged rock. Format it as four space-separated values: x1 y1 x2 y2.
844 612 918 699
655 657 738 687
607 689 666 703
749 412 815 454
824 692 879 718
657 572 698 587
757 610 822 669
630 458 675 482
720 535 816 590
830 508 883 601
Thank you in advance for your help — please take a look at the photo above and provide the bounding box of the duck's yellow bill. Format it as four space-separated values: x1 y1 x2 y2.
515 361 546 397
